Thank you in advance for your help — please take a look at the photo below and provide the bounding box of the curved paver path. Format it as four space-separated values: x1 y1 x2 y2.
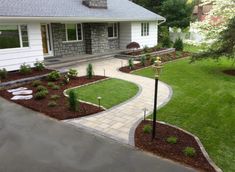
64 58 172 144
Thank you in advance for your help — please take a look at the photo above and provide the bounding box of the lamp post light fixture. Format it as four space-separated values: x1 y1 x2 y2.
97 96 102 109
152 57 163 141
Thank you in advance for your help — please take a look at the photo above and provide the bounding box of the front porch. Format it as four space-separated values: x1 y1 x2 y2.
42 23 122 58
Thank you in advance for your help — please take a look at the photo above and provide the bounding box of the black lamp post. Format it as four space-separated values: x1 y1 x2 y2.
152 57 163 141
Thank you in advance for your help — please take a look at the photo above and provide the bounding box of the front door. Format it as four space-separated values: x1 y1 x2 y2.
41 24 53 56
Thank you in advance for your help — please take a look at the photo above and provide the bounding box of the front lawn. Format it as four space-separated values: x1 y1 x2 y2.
133 58 235 172
66 78 139 109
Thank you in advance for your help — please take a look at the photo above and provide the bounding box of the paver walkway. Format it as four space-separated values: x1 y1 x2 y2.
0 97 195 172
63 58 172 144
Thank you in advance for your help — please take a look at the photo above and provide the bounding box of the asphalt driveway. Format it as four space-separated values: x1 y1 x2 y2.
0 97 196 172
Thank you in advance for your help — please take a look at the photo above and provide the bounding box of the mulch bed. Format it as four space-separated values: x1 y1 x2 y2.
0 75 107 120
1 68 53 83
223 69 235 76
120 52 191 73
135 120 216 172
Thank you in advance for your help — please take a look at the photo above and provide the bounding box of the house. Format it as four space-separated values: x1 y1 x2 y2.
0 0 165 71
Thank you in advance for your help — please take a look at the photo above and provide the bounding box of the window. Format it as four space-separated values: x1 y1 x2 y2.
108 23 118 38
141 23 149 36
0 24 29 49
65 24 83 42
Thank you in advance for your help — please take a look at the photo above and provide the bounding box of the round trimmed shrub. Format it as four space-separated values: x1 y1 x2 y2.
48 101 57 107
36 85 47 92
34 90 48 100
47 71 61 81
143 124 152 134
183 147 196 157
52 85 60 90
32 80 42 87
166 136 178 144
50 95 60 100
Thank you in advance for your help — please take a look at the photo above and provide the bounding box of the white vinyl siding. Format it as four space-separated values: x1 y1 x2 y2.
119 22 132 49
0 23 43 71
119 21 158 49
131 21 158 48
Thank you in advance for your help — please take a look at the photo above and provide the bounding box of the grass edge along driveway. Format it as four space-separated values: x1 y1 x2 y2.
66 78 139 109
133 58 235 172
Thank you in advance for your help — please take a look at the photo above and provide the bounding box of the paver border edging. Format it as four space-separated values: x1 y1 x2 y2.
63 78 143 121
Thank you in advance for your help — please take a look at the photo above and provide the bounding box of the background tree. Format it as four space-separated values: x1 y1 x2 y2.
192 17 235 63
160 0 194 28
193 0 235 40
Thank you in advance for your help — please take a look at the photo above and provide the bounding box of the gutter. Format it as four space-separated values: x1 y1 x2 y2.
158 18 166 25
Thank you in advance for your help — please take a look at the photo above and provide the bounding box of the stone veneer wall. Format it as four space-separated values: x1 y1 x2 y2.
108 38 119 50
51 23 120 57
51 23 86 57
84 23 110 54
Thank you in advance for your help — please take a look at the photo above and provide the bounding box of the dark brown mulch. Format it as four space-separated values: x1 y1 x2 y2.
119 52 191 73
223 69 235 76
1 68 53 83
0 75 107 120
135 120 216 172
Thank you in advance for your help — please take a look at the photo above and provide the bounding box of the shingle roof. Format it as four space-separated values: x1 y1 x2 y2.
0 0 165 21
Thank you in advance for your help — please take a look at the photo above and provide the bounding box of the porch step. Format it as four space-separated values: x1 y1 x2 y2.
45 52 122 69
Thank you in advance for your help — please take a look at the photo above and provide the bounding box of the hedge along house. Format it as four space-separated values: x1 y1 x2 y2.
0 0 165 71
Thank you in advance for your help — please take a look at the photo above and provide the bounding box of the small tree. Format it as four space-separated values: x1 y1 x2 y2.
86 64 93 79
192 16 235 64
128 58 134 69
173 38 184 51
69 90 79 111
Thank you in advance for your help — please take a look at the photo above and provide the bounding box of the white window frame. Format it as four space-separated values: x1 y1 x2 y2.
64 23 83 43
108 23 118 39
141 22 149 37
0 24 30 50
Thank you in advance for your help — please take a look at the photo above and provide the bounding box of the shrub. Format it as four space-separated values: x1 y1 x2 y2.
34 61 45 71
183 147 196 157
48 101 57 107
50 95 60 100
52 85 60 90
150 56 157 64
159 26 172 48
143 124 152 134
20 63 32 74
86 64 93 79
166 136 178 144
174 38 184 51
0 68 8 79
67 69 78 79
146 54 151 60
128 58 134 69
126 42 140 49
32 80 42 87
36 85 47 92
69 90 79 111
47 71 61 81
141 56 146 66
154 43 163 50
63 75 70 84
143 46 149 53
47 82 55 87
34 90 48 100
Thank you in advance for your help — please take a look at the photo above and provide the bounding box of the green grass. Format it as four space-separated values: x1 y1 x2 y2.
133 58 235 172
66 78 139 109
